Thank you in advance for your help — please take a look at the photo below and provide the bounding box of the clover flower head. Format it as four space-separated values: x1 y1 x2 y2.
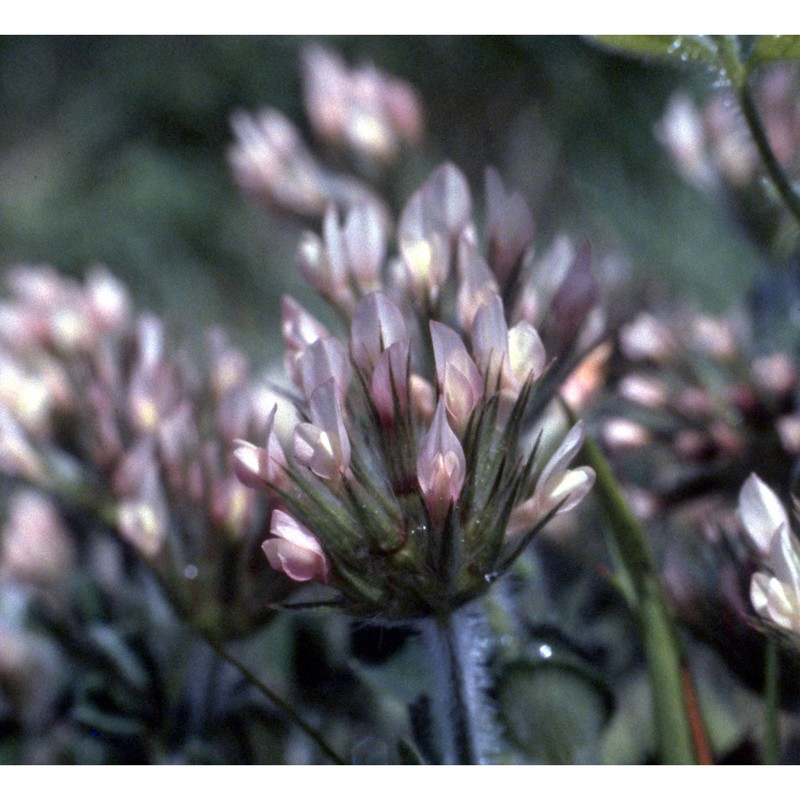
604 303 800 518
235 163 598 619
0 267 294 641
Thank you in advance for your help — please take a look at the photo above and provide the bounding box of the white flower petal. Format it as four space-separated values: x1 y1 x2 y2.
739 473 789 553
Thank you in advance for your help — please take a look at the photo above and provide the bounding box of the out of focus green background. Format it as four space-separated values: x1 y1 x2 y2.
0 36 768 363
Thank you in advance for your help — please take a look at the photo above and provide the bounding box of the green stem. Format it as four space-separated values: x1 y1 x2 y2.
712 35 800 227
764 637 781 764
740 82 800 229
578 432 697 764
202 634 346 765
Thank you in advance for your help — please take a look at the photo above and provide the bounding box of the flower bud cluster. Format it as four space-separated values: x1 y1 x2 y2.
228 44 421 220
234 163 597 619
603 305 799 518
302 45 423 163
0 266 291 640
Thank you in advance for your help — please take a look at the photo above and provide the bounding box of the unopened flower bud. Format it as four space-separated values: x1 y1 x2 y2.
370 339 410 426
350 291 407 375
264 509 329 583
619 313 675 363
507 422 595 538
602 418 651 451
417 398 466 527
430 321 483 433
293 379 350 481
485 166 535 287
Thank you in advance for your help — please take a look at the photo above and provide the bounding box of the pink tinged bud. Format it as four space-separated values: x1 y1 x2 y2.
281 296 329 386
657 93 714 189
753 352 797 396
85 268 131 332
211 477 254 535
157 403 197 470
6 265 65 307
471 294 544 398
232 440 270 490
264 509 329 583
350 291 407 375
1 489 74 585
117 472 169 559
560 341 612 413
136 315 165 372
295 209 355 314
232 425 287 494
344 202 386 294
398 163 472 303
410 374 436 423
233 405 288 492
399 163 472 246
250 378 302 448
739 473 789 555
228 109 328 216
400 233 450 304
485 167 535 286
299 336 353 402
507 321 545 383
619 313 675 363
430 321 483 432
778 414 800 455
301 46 350 143
506 422 595 538
0 406 44 482
293 379 350 480
112 439 158 498
456 236 499 332
207 328 248 398
371 339 410 426
549 243 598 348
417 398 466 526
471 293 510 389
618 374 668 408
601 418 651 451
384 79 424 143
322 204 348 279
690 314 737 360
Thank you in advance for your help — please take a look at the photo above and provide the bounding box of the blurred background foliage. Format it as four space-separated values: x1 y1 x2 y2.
3 35 796 764
0 35 769 364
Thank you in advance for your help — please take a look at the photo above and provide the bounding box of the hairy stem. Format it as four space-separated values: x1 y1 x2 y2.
422 605 499 764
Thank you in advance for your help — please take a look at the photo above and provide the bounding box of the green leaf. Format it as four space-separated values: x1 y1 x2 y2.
747 36 800 72
497 660 613 764
592 36 719 66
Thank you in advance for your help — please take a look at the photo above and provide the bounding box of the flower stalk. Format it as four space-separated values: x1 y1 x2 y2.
202 633 347 765
740 82 800 229
576 425 701 764
422 604 499 765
